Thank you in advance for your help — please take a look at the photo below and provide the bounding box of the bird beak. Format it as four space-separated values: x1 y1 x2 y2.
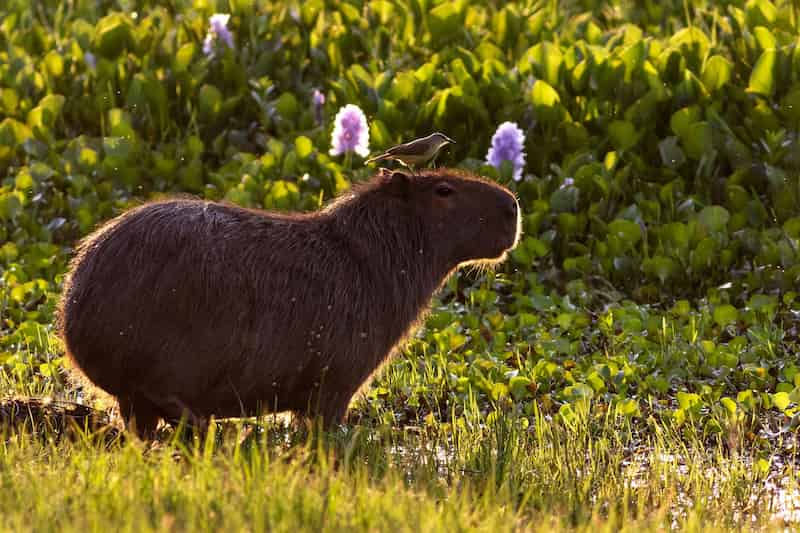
445 136 456 144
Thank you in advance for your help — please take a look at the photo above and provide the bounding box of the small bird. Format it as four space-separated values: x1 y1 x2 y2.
366 132 456 174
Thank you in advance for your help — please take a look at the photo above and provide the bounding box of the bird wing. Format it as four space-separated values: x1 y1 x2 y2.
382 140 417 156
365 140 417 163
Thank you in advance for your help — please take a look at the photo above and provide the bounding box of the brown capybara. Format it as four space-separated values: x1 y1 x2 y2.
58 168 520 437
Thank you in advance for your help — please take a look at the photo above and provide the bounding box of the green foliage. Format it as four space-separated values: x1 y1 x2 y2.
0 0 799 448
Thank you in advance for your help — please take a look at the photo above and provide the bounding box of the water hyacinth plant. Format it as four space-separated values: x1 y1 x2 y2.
6 0 800 528
312 89 326 125
329 104 370 157
486 122 526 181
203 14 234 57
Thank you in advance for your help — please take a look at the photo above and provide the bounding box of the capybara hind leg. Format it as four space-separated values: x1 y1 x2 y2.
117 395 161 439
318 396 351 430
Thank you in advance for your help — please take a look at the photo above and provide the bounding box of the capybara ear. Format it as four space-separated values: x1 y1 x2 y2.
385 169 411 198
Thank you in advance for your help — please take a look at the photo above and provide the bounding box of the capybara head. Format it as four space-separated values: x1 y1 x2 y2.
59 167 520 438
353 168 521 269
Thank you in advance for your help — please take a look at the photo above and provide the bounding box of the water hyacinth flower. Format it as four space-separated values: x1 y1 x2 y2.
83 52 96 71
329 104 370 157
312 89 325 124
486 121 526 181
203 14 234 57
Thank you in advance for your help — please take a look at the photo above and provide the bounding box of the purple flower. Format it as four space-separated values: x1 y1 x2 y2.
560 177 574 188
83 52 96 71
487 121 526 181
329 104 370 157
203 14 234 57
312 89 325 124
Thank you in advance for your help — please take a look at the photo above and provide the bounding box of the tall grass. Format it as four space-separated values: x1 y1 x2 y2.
1 401 797 532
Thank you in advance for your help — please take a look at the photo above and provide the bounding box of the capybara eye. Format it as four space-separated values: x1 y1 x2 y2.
435 184 454 197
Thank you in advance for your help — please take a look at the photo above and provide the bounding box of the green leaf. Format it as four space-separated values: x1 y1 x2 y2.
701 55 732 92
0 118 33 146
509 376 533 400
643 255 678 283
198 84 223 118
681 121 713 160
772 391 791 411
428 2 464 44
713 304 738 327
369 120 391 152
94 13 135 58
737 390 758 410
677 391 701 411
670 106 701 138
1 88 19 114
275 92 299 120
616 398 640 417
295 136 313 158
691 238 717 271
620 41 645 81
753 26 776 51
0 192 22 220
755 458 771 475
530 80 562 124
720 397 737 415
27 95 65 134
669 27 709 69
563 383 594 402
108 108 135 138
102 136 133 160
549 186 578 213
264 180 300 210
747 50 777 97
44 50 64 78
608 120 639 151
746 0 778 27
174 43 196 73
521 42 563 86
698 205 730 233
388 72 418 102
783 217 800 238
608 219 642 245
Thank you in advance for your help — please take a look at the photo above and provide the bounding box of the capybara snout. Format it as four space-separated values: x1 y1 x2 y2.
59 168 520 438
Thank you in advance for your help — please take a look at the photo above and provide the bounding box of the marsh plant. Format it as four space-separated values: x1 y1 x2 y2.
2 0 800 530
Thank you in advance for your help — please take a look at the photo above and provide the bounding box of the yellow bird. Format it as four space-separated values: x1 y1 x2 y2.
366 132 456 174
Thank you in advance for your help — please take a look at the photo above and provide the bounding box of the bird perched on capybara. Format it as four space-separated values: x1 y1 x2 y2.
58 168 520 437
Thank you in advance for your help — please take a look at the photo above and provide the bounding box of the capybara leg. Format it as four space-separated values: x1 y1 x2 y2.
320 396 351 430
117 394 161 439
147 393 208 433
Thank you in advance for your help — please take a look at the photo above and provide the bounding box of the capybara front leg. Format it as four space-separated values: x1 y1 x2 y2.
117 394 161 439
146 393 208 434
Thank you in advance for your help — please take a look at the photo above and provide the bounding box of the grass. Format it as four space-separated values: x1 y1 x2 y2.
3 0 800 529
2 307 800 531
2 289 800 530
1 380 799 532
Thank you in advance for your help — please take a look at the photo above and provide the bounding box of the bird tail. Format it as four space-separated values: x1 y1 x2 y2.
365 153 389 165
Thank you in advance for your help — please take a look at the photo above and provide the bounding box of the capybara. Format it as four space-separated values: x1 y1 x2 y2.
58 168 520 437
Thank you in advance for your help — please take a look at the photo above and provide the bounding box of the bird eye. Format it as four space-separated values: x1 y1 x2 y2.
435 184 454 197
